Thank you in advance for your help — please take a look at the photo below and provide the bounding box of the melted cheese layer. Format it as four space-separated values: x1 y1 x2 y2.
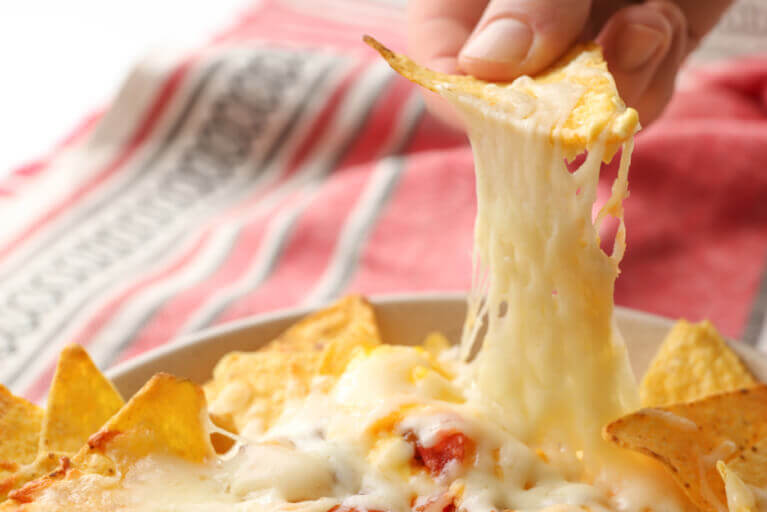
27 347 689 512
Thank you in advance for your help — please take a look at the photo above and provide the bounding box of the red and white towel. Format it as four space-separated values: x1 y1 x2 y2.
1 0 766 401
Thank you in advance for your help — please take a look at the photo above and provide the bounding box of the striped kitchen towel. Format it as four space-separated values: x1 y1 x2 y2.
0 0 766 400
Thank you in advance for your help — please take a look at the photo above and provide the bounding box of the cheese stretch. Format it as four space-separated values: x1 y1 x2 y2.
9 45 695 511
454 59 639 464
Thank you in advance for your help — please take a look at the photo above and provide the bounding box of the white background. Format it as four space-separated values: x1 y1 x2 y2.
0 0 249 177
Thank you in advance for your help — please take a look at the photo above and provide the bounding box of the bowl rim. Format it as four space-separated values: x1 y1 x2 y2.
105 291 685 382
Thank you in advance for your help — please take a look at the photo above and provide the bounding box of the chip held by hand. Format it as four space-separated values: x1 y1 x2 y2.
363 35 639 159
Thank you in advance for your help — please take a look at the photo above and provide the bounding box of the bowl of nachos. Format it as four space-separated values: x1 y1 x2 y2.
1 37 766 512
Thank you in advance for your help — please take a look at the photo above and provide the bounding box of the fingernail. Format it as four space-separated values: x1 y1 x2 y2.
615 23 666 71
461 18 533 63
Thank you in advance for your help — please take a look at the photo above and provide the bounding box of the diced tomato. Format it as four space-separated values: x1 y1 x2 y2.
406 430 474 476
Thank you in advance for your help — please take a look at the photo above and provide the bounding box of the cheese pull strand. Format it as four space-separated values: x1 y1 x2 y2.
452 88 638 466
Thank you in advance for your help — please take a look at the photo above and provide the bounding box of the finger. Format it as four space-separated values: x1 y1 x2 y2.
672 0 733 50
419 60 467 131
407 0 489 130
630 1 689 124
458 0 593 81
583 0 636 40
597 4 674 118
407 0 487 72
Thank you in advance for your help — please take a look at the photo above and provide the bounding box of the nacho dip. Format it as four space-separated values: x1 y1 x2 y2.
0 38 764 512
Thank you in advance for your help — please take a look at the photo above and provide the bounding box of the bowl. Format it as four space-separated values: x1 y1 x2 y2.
106 293 767 398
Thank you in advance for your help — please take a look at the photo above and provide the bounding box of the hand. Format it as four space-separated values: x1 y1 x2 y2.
408 0 732 129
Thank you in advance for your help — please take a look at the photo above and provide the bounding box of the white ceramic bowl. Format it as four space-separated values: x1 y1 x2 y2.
106 293 767 398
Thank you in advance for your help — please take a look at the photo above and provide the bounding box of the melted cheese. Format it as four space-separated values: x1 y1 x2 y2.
23 348 690 512
448 73 638 466
718 461 757 512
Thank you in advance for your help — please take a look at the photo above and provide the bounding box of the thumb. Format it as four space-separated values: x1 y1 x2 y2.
458 0 592 81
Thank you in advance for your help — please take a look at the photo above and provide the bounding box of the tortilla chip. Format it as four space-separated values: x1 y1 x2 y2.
40 345 124 454
641 320 757 407
0 347 124 501
727 436 767 490
75 373 213 469
604 385 767 512
0 386 42 467
269 295 381 353
3 451 101 509
204 296 382 432
0 386 43 499
1 451 70 504
363 35 638 158
312 296 381 376
205 350 320 434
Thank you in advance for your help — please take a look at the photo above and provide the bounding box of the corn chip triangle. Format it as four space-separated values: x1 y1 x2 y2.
0 346 123 502
0 386 42 499
605 386 767 512
41 345 124 454
1 374 215 509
